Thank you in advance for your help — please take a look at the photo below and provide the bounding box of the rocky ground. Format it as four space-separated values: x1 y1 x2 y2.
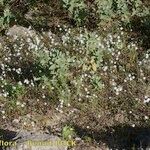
0 1 150 149
0 23 150 150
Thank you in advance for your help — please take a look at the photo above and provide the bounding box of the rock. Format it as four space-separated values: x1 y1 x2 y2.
6 25 36 38
0 130 67 150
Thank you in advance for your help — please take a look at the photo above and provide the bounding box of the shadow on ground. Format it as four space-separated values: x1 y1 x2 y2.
0 129 16 150
130 15 150 50
0 125 150 149
74 124 150 150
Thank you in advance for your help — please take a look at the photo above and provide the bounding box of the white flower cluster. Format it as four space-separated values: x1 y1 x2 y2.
144 96 150 104
0 25 149 118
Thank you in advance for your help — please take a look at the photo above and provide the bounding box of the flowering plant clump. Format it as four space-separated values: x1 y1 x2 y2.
0 24 149 132
0 0 150 149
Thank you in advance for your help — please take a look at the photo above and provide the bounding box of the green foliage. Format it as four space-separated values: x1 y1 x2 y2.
83 136 92 143
48 50 73 104
95 0 114 21
0 0 4 5
62 0 87 25
34 47 75 104
91 74 103 90
0 4 13 30
1 80 25 98
0 0 150 144
95 0 149 23
0 0 9 6
86 32 103 62
62 125 75 140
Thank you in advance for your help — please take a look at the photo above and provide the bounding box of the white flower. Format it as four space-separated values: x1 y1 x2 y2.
4 57 8 61
18 81 22 86
3 92 8 97
144 97 150 103
24 79 29 84
87 126 90 129
84 88 88 92
118 86 123 92
103 66 108 71
16 68 21 74
21 104 25 108
1 110 5 114
86 95 89 98
98 115 101 118
145 54 149 59
16 52 21 56
116 92 119 96
42 86 45 89
42 95 46 99
144 116 149 120
31 121 35 127
36 37 40 45
120 27 123 30
23 122 27 125
16 101 20 106
143 77 146 80
2 116 6 119
28 26 32 30
12 86 16 90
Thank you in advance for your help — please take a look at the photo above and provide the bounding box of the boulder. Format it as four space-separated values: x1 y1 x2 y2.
0 130 67 150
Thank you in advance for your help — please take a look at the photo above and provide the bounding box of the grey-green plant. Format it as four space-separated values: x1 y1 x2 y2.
84 31 104 66
34 47 75 104
49 50 75 104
